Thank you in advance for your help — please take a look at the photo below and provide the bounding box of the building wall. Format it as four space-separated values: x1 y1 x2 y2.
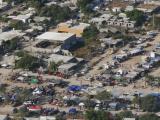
61 35 77 50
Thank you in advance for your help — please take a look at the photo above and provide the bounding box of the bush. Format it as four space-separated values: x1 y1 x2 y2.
85 109 110 120
95 91 112 100
82 25 99 42
115 111 133 120
15 51 26 57
139 113 159 120
126 9 146 26
140 95 160 112
9 20 28 30
77 0 94 14
15 54 44 71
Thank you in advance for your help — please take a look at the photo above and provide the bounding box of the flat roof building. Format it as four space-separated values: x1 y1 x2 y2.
36 32 76 42
0 30 25 45
36 32 77 50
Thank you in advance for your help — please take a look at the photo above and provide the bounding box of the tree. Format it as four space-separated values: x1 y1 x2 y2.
145 75 155 84
15 50 26 57
85 109 111 120
0 16 10 22
139 113 159 120
27 0 46 10
38 5 71 23
77 0 94 14
1 38 20 53
115 111 134 120
82 25 99 43
18 106 29 118
0 84 7 94
9 20 27 30
148 15 160 29
126 9 145 26
48 61 58 73
140 95 160 112
15 53 44 71
95 91 112 100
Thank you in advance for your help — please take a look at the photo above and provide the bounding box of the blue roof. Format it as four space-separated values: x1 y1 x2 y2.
68 85 81 92
149 93 160 97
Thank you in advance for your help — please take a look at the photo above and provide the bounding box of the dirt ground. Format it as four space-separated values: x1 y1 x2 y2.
0 33 160 115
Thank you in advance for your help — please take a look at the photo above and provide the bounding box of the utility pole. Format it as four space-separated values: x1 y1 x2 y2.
153 14 155 29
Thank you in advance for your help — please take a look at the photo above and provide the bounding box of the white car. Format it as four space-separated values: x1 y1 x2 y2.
32 88 42 95
23 101 32 105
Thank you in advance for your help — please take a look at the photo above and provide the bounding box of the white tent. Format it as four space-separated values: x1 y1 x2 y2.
79 102 84 106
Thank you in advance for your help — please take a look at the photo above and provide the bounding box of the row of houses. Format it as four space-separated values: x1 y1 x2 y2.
90 14 136 28
46 54 85 76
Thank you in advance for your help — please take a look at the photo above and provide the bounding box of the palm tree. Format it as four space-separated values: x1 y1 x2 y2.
155 77 160 92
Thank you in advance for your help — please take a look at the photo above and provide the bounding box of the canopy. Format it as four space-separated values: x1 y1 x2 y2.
28 105 42 112
31 78 38 84
79 102 84 106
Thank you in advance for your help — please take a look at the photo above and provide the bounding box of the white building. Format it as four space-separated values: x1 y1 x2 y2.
36 32 77 50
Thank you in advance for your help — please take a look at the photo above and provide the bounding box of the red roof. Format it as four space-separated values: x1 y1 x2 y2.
28 105 42 111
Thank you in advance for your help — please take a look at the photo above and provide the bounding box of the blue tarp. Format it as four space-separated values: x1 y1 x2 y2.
149 93 160 97
68 85 81 92
69 108 77 114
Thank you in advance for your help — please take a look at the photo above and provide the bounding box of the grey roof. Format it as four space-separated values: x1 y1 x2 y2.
33 16 51 22
100 38 123 45
0 30 25 44
36 32 75 42
108 27 119 33
123 118 135 120
58 63 77 70
109 102 118 107
47 54 83 63
125 72 138 78
48 54 74 63
13 14 31 20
